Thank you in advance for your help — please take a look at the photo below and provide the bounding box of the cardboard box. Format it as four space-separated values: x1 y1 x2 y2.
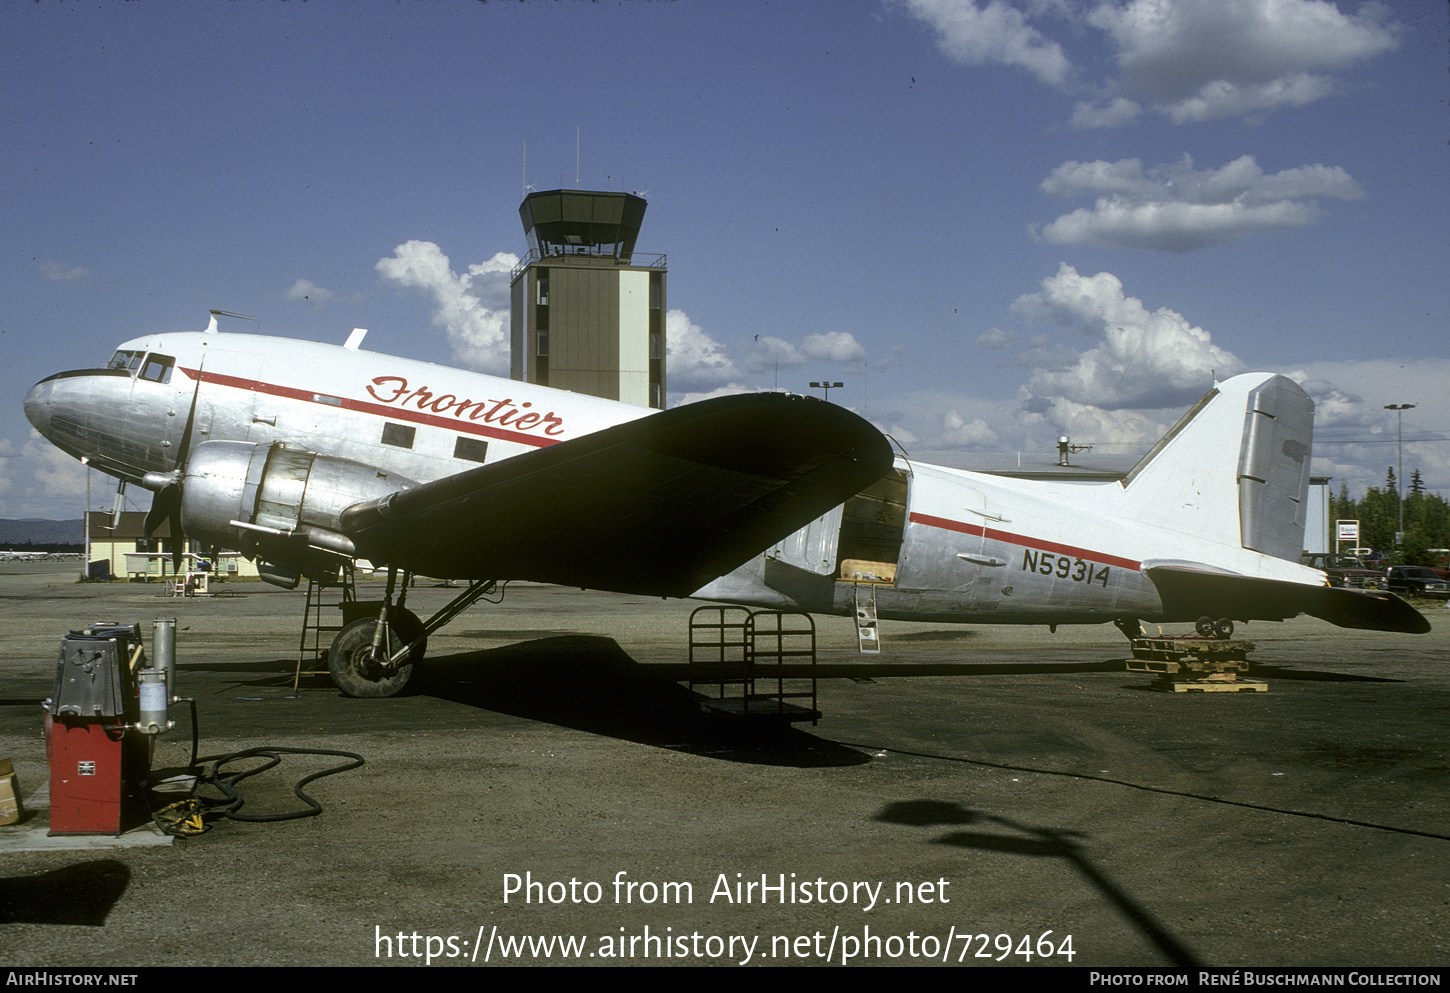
0 756 22 825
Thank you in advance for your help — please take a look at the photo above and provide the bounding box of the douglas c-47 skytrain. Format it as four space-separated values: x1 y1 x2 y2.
24 314 1427 695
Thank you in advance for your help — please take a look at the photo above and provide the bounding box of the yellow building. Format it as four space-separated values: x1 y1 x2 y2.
86 511 258 582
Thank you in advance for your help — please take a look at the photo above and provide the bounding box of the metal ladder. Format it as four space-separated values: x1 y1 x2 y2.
853 583 880 654
295 562 357 688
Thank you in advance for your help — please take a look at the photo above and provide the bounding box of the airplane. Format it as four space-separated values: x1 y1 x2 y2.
695 371 1431 642
23 315 894 696
23 316 1428 698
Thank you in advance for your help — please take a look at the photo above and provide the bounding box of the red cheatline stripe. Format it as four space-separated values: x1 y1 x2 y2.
909 512 1141 571
181 367 561 449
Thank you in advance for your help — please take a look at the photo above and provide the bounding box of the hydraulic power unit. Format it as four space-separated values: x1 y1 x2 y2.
43 622 169 835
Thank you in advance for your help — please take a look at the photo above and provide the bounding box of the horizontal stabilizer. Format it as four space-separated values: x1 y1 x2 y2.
1144 565 1430 634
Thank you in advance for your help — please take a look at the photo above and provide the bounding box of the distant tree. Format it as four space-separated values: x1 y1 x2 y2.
1411 469 1425 495
1386 466 1398 492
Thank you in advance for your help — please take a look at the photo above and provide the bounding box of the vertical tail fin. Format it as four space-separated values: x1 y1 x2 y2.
1120 374 1313 562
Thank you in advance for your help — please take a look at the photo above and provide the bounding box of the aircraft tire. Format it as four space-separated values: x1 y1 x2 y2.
1213 617 1234 639
329 618 414 698
1195 616 1216 637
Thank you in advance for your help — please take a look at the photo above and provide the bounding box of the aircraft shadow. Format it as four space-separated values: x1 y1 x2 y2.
875 800 1201 967
411 636 870 769
0 859 131 926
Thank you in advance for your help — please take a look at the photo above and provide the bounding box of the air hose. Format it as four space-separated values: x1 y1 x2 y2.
146 746 366 835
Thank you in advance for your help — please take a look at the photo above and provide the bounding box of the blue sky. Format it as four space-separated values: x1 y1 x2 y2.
3 0 1446 519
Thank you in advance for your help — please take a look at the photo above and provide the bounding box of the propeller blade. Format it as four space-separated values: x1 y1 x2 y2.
175 363 203 468
109 480 127 530
144 484 180 538
160 358 205 575
170 508 185 574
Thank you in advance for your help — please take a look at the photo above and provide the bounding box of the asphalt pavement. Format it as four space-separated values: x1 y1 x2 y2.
1 561 1446 968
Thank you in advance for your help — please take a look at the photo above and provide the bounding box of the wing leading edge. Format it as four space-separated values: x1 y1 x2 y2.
340 392 894 597
1144 564 1431 634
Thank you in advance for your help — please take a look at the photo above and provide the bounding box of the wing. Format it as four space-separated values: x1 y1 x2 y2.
1143 563 1430 634
339 392 893 597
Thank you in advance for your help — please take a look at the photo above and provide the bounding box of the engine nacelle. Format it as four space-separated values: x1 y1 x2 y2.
179 440 415 569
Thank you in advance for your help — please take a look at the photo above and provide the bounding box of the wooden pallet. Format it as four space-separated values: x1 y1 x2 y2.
1128 636 1265 692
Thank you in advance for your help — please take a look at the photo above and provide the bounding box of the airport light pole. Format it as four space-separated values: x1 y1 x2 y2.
1384 403 1415 546
809 381 843 403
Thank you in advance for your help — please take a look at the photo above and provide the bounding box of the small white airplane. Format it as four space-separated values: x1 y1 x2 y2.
0 550 51 562
24 315 1426 697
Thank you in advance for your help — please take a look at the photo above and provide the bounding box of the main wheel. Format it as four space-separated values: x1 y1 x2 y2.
1213 617 1234 640
1195 616 1215 637
328 617 414 698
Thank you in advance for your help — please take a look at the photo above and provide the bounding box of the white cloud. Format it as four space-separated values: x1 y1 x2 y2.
1285 359 1450 497
284 279 335 307
1010 263 1243 408
941 410 998 446
974 328 1018 349
802 331 867 364
670 384 757 408
1086 0 1399 123
376 241 518 374
1034 154 1363 251
901 0 1400 126
38 260 87 282
900 0 1072 86
1070 96 1141 129
665 309 740 389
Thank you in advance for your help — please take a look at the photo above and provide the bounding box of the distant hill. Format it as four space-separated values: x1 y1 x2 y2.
0 519 85 546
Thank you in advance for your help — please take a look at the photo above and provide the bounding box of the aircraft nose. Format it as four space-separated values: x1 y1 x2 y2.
23 378 54 436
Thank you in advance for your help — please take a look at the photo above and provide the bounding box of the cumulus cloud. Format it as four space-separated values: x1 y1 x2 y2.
1033 154 1363 252
802 331 868 364
974 328 1018 349
284 279 335 307
738 331 867 376
1070 96 1141 129
1284 358 1450 497
665 309 740 390
941 410 998 446
1087 0 1399 123
900 0 1400 126
899 0 1071 86
376 241 518 374
1010 263 1243 408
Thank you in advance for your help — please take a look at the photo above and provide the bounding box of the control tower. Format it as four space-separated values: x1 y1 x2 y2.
509 189 666 408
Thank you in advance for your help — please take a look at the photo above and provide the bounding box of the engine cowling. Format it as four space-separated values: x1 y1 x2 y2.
179 440 415 573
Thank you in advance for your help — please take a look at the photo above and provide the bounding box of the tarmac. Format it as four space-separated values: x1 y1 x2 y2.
1 560 1447 968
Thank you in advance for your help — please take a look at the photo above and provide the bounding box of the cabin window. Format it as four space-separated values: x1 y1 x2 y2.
453 436 488 463
381 422 416 449
138 354 174 384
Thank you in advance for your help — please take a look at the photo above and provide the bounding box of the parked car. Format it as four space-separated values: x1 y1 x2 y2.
1384 566 1450 599
1300 553 1387 590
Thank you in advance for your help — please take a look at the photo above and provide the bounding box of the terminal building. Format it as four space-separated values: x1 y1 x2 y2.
509 190 666 408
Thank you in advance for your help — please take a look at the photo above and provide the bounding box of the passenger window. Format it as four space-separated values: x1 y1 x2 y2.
138 354 174 384
382 423 416 449
453 437 488 463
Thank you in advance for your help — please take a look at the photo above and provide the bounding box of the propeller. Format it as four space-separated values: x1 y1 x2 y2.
145 363 203 574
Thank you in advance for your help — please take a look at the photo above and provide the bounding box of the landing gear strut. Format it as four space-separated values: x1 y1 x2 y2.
326 568 498 698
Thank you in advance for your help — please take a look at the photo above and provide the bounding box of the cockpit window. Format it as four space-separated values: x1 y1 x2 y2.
107 350 143 371
138 353 174 384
